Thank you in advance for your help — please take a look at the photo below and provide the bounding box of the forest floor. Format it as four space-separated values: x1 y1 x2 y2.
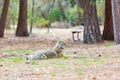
0 27 120 80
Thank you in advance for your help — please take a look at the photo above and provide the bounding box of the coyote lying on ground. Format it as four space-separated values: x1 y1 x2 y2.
26 41 66 60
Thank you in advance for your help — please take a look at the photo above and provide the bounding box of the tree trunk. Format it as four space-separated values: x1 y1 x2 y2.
83 0 102 44
58 0 66 20
47 0 55 33
102 0 114 40
30 0 35 34
78 0 85 8
16 0 29 36
0 0 10 37
111 0 120 44
77 0 81 25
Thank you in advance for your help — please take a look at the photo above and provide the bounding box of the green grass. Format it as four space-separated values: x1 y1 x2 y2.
77 69 84 75
0 57 24 62
31 60 39 65
55 63 65 67
62 56 69 59
51 73 57 77
73 62 80 65
104 43 114 47
82 59 90 66
115 54 120 59
9 57 24 62
93 58 105 63
0 49 35 54
61 68 70 72
0 58 7 62
73 55 87 59
0 49 34 62
102 54 110 58
0 49 107 69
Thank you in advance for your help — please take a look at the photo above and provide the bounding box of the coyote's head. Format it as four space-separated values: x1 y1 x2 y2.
54 40 66 51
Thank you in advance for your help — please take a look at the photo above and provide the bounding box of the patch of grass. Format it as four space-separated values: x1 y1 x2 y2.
55 63 65 67
102 54 110 58
82 59 90 66
48 56 69 61
73 62 80 65
73 55 86 59
62 56 69 59
104 43 114 47
77 69 84 75
31 60 39 65
1 49 35 54
93 58 105 63
0 57 24 62
1 50 14 53
73 56 85 59
89 54 97 58
61 68 70 72
51 73 57 77
115 54 120 59
0 58 7 62
9 57 24 62
51 56 69 60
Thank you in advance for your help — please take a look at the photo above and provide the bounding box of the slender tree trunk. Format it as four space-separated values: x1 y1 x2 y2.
47 0 55 33
0 0 10 37
76 0 81 25
16 0 29 36
58 0 66 20
83 0 102 44
111 0 120 44
102 0 114 40
78 0 85 25
30 0 34 34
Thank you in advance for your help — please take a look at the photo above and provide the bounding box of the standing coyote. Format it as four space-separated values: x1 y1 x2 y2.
26 41 66 60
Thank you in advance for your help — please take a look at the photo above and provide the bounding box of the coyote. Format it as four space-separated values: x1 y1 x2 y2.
26 41 66 60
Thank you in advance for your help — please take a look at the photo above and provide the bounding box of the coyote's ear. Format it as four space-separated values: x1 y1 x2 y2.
57 40 61 43
58 40 64 42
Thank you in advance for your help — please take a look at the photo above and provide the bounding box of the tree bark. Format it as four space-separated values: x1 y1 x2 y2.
77 0 81 25
111 0 120 44
58 0 66 20
47 0 55 33
16 0 29 36
30 0 35 34
83 0 102 44
0 0 10 37
78 0 85 8
102 0 114 40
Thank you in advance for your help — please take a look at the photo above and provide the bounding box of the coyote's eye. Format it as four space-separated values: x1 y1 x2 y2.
60 46 64 49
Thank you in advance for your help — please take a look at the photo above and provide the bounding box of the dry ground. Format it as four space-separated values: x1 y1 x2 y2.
0 28 120 80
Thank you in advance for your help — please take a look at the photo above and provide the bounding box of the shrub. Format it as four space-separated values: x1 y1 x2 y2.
66 5 84 25
48 7 61 22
